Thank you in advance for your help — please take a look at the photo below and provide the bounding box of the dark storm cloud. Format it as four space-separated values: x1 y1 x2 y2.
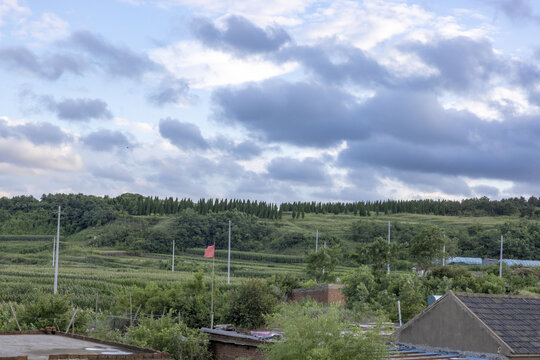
191 15 291 55
159 117 208 150
212 79 368 147
41 96 113 121
267 157 329 184
65 31 158 78
82 129 133 151
147 78 190 106
0 119 71 145
0 47 86 80
402 36 505 92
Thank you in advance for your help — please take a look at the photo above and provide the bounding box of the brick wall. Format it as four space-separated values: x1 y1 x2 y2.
291 284 345 306
202 328 267 360
210 342 265 360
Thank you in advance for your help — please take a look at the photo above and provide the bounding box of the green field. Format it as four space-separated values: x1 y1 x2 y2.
0 212 537 310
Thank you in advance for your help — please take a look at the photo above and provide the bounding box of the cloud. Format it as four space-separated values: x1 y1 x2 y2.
91 165 134 182
338 90 540 183
267 157 329 184
159 117 209 150
212 79 369 147
149 40 296 88
0 118 71 145
276 43 388 86
14 122 72 145
211 137 263 160
17 12 69 41
41 96 113 121
82 129 133 151
65 30 158 78
472 184 500 198
0 137 82 171
191 15 291 55
0 0 29 27
230 140 262 160
147 77 190 106
401 36 505 92
0 47 85 80
484 0 540 23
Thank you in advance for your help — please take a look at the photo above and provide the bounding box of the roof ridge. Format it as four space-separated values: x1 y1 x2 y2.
454 292 540 299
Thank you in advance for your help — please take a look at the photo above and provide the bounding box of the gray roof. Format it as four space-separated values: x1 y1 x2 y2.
456 293 540 354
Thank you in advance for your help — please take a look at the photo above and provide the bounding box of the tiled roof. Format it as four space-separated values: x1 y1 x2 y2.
456 293 540 354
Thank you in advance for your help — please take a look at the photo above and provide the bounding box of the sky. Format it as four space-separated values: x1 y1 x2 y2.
1 0 540 203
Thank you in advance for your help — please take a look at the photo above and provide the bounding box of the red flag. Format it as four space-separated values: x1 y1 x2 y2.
204 245 215 258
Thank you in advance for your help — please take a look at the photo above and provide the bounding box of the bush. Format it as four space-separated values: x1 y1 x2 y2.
124 313 211 360
226 278 278 329
262 301 387 360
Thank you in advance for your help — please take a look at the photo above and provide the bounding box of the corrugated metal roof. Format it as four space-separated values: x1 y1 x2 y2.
447 257 482 265
447 257 540 267
390 347 491 359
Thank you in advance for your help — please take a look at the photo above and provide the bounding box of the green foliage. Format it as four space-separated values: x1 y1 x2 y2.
342 268 425 322
124 313 211 360
409 226 445 271
116 272 226 329
353 236 400 274
305 246 341 283
268 273 301 300
226 278 278 329
262 301 387 360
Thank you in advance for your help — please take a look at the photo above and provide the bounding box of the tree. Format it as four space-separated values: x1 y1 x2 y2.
305 246 340 283
353 236 398 274
226 279 278 329
409 226 445 272
262 301 387 360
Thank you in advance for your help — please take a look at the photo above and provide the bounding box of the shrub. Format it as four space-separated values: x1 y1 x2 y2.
226 278 278 329
124 313 211 360
262 301 387 360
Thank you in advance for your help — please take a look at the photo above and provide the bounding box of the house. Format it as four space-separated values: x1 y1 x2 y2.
397 291 540 360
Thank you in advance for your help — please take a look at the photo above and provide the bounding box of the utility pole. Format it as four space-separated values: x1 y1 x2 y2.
499 235 504 278
322 241 327 276
172 239 175 272
442 244 446 266
227 220 231 284
52 236 56 267
210 244 215 329
315 229 318 251
387 221 391 275
53 206 61 295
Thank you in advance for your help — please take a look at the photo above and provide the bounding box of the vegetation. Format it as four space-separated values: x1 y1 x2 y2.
1 192 539 356
262 300 387 360
124 314 211 360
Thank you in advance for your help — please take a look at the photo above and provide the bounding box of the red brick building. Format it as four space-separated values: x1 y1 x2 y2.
290 284 346 306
